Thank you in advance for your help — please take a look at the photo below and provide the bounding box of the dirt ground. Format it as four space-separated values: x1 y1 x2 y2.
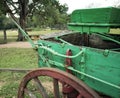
0 42 32 48
0 31 70 48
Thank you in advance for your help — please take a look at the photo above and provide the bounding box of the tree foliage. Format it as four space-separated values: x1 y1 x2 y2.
27 0 68 28
87 0 120 8
0 0 68 41
0 15 16 32
0 0 6 15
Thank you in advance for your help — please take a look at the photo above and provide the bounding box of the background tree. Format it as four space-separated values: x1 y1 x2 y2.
87 0 120 8
113 0 120 7
0 0 68 41
0 15 7 41
27 0 68 29
0 0 10 42
0 14 16 42
4 0 29 41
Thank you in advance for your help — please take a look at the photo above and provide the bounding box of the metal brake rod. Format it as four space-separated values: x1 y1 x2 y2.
39 45 84 58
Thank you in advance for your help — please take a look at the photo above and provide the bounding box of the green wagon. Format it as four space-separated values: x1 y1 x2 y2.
13 7 120 98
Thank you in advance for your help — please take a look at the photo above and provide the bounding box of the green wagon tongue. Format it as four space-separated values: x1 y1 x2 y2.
11 18 37 49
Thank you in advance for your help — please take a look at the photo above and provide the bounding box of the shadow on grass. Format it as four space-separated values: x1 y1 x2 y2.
0 37 17 44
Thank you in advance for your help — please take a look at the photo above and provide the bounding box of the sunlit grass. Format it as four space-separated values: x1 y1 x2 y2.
110 28 120 34
0 29 61 44
0 29 61 36
28 29 61 35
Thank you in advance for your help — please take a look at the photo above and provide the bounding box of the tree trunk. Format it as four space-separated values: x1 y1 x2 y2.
5 0 28 41
3 29 7 42
17 0 27 41
17 16 25 41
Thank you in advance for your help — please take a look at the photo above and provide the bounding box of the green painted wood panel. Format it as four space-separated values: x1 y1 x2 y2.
70 7 120 24
68 7 120 33
37 40 120 98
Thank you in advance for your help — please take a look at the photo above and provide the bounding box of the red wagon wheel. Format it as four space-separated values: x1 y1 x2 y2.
18 68 100 98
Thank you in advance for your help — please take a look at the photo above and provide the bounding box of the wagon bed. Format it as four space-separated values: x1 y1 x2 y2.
11 7 120 98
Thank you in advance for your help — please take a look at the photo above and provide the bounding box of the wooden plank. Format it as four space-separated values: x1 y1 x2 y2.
0 68 32 73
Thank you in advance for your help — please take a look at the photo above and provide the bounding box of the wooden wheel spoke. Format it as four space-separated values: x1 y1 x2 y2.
18 68 100 98
24 88 37 98
33 77 49 98
53 78 60 98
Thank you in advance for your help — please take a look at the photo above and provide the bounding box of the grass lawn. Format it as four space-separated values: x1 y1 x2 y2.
0 29 61 36
0 29 61 44
0 29 62 97
0 48 38 97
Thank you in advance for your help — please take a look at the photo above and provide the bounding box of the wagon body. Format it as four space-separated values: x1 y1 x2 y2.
37 39 120 98
68 7 120 34
36 7 120 98
12 7 120 98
